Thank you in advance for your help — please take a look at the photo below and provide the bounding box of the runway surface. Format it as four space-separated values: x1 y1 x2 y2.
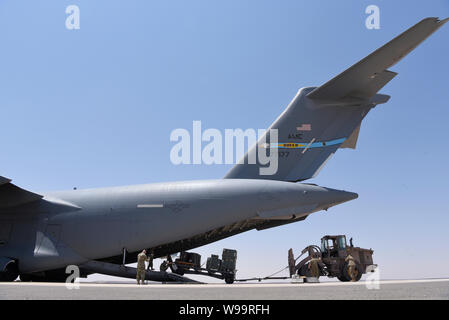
1 279 448 300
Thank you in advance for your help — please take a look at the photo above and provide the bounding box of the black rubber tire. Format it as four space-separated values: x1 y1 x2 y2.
298 262 323 278
337 275 350 282
340 262 363 282
354 264 363 282
224 275 235 284
0 262 19 282
297 264 311 277
173 267 185 276
19 274 33 282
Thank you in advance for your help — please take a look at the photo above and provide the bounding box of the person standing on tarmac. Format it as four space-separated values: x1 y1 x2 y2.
345 253 357 282
308 256 320 278
147 250 155 271
136 249 149 285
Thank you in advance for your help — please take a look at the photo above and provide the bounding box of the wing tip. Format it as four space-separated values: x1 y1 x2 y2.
423 17 449 27
421 17 447 23
437 17 449 26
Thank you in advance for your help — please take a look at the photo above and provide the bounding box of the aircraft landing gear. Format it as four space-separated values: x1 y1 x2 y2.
224 274 235 284
0 261 19 282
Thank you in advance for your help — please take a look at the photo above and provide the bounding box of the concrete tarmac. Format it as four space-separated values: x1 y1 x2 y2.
0 279 448 300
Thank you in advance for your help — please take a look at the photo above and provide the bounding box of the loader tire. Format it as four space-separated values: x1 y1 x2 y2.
340 262 363 282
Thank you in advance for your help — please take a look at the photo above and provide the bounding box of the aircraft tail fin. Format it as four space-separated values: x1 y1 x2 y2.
225 17 447 182
224 88 383 182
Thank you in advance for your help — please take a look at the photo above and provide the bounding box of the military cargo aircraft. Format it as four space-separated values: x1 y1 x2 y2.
1 18 447 282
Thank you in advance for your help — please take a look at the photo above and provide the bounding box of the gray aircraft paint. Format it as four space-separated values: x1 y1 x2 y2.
0 17 447 278
1 180 356 273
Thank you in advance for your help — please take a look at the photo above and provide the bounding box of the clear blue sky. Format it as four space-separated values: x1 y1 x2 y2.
1 0 448 281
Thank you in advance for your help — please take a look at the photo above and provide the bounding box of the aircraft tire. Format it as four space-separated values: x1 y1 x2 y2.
224 275 235 284
0 262 19 282
19 274 33 282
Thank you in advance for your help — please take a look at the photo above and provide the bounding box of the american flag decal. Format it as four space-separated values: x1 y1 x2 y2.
297 124 312 131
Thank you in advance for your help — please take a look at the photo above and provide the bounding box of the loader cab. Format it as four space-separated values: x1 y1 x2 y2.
321 235 347 258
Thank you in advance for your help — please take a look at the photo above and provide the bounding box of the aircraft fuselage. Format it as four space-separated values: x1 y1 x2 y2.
0 179 356 274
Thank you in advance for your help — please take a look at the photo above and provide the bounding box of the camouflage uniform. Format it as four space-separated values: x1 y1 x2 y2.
345 254 357 281
136 251 149 285
308 257 320 278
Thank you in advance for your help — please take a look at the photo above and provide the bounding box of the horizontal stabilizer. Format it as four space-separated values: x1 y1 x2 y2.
307 17 448 100
0 176 43 209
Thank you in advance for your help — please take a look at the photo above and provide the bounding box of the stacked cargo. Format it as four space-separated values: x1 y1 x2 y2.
173 248 238 284
206 254 221 272
220 249 237 272
178 252 201 269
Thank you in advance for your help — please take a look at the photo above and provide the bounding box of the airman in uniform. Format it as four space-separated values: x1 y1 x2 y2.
136 249 149 285
159 260 169 272
308 256 321 278
345 253 357 282
147 251 155 271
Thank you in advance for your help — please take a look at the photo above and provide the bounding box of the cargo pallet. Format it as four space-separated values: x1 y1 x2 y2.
161 248 238 284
